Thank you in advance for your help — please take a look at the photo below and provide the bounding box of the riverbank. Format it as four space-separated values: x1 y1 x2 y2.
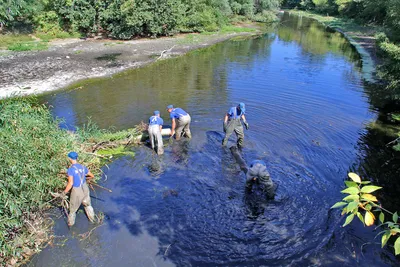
0 97 142 266
287 10 382 82
0 25 260 99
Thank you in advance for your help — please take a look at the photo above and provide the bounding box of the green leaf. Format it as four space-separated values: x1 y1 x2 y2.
365 204 372 211
343 194 359 202
379 212 385 224
393 212 398 223
348 173 361 183
357 212 364 225
381 231 391 248
360 185 382 193
390 228 400 234
331 202 347 209
341 187 360 195
361 181 371 184
347 201 359 213
395 237 400 255
360 193 378 202
344 181 358 188
343 214 355 227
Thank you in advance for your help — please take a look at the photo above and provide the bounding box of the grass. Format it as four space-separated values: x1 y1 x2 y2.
0 34 34 49
7 41 48 51
34 31 81 42
177 24 259 45
219 25 257 33
97 146 135 158
0 31 80 51
0 97 140 265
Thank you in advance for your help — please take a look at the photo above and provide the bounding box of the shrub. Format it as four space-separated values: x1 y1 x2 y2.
0 97 74 260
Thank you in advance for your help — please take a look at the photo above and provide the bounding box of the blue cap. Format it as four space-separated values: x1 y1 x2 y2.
238 102 245 112
154 110 160 115
167 105 174 110
68 151 78 160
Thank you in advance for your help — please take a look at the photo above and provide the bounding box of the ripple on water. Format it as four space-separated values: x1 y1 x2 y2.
32 13 395 267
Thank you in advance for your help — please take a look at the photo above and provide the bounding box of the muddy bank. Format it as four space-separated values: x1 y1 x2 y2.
0 31 260 99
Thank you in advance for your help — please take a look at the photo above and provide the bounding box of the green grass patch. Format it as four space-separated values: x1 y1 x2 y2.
97 146 135 158
7 41 48 51
35 31 81 42
177 25 258 45
219 25 257 34
0 34 34 49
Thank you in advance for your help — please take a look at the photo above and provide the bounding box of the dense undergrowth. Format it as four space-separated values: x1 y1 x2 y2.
0 97 139 264
0 0 280 47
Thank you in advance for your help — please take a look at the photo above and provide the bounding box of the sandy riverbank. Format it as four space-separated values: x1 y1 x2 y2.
0 31 259 99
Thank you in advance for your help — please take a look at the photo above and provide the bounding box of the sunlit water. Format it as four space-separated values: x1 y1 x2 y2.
30 13 398 266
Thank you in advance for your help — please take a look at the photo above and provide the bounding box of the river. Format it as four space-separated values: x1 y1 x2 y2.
30 13 398 266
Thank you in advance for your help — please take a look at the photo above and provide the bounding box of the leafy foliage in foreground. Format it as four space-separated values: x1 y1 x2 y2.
331 173 400 255
0 97 138 263
0 97 75 260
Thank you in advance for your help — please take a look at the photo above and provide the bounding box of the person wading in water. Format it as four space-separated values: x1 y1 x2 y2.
148 110 164 155
222 102 249 149
167 105 192 140
62 152 96 226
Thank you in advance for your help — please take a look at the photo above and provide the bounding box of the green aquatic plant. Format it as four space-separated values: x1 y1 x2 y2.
331 173 400 255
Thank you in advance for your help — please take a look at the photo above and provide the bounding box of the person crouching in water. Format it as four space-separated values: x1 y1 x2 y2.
245 160 276 199
222 102 249 149
230 146 276 199
148 110 164 155
166 105 192 140
62 152 96 226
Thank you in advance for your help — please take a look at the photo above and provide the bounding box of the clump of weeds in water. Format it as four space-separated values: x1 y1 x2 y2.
0 97 141 265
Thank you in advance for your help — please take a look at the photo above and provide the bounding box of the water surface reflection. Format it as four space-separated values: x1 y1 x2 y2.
33 13 398 266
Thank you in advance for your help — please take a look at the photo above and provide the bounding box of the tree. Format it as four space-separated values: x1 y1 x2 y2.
0 0 42 27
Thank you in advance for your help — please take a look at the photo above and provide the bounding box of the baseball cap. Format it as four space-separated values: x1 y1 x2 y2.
238 102 245 112
68 151 78 160
154 110 160 115
166 105 174 110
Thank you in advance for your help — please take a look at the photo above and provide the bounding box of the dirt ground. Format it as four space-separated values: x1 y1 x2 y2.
0 31 259 98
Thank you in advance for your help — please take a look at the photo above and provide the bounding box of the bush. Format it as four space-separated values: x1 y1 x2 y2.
252 10 279 23
375 32 400 100
0 97 75 260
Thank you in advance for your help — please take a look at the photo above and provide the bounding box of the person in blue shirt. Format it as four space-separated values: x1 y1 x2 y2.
167 105 192 140
62 152 95 226
222 102 249 148
148 110 164 155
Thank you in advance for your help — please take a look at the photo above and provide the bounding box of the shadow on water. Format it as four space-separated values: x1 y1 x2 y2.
31 12 400 267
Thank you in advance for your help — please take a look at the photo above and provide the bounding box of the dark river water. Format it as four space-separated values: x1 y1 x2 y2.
30 13 399 266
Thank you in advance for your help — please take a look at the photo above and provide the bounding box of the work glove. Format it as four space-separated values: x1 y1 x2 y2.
60 191 67 200
244 121 249 130
223 122 227 133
